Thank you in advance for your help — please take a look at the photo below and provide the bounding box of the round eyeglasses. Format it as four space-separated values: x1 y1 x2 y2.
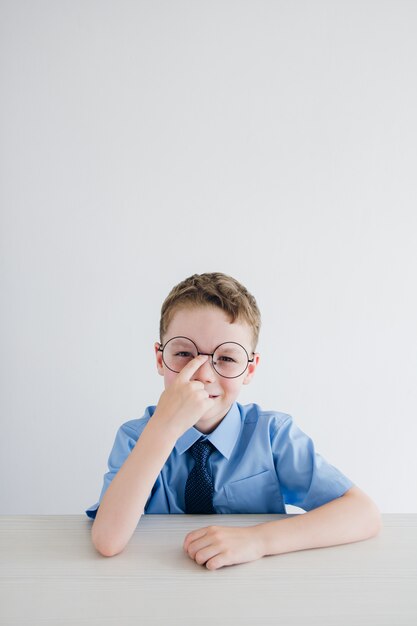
158 336 255 379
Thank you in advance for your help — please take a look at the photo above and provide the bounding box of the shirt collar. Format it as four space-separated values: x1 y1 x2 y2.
174 402 241 460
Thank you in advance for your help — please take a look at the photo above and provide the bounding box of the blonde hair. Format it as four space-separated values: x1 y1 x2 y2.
159 272 261 350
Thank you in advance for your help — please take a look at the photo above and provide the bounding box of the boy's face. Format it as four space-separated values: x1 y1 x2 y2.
155 305 260 434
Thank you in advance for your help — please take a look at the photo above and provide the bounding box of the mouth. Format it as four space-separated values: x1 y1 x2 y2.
209 395 219 399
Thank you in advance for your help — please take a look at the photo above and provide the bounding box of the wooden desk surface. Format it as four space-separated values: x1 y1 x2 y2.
0 514 416 625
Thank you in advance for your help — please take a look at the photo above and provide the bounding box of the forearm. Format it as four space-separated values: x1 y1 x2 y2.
255 487 382 557
91 419 178 557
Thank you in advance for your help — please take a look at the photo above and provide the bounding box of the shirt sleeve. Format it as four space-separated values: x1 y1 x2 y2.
271 415 354 511
85 421 140 519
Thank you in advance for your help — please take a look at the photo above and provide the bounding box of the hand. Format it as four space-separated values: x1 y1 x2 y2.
153 355 215 435
183 524 265 570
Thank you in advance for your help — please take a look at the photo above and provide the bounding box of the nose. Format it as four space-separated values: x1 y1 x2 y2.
193 356 216 382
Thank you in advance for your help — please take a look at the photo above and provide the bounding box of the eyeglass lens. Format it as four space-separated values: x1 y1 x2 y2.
162 337 249 378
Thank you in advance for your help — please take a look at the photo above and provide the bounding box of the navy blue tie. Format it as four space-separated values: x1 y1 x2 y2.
184 438 216 514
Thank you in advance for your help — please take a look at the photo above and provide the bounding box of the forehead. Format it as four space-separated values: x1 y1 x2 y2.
164 305 253 349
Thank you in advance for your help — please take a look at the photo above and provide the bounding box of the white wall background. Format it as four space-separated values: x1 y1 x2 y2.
1 0 416 515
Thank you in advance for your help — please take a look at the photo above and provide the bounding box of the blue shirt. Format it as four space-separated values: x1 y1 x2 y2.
85 402 354 518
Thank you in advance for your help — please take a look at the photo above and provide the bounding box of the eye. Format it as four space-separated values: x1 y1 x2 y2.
175 351 193 357
217 356 236 363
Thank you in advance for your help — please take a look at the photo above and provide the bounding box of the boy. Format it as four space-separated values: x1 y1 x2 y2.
86 272 381 569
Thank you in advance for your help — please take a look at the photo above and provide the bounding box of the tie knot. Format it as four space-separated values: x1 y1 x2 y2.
190 439 213 463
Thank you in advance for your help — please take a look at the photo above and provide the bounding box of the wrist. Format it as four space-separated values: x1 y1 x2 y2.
252 523 269 559
148 409 185 442
252 518 294 557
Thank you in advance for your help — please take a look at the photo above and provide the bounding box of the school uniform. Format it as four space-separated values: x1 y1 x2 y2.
86 402 353 518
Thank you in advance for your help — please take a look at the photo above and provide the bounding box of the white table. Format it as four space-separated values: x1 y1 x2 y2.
1 514 416 625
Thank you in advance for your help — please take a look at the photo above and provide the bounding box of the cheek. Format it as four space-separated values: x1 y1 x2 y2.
163 369 177 388
221 380 242 396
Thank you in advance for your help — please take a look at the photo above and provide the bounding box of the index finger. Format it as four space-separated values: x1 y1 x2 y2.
177 354 209 381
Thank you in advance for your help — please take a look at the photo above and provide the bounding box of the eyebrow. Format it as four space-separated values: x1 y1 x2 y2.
167 337 250 353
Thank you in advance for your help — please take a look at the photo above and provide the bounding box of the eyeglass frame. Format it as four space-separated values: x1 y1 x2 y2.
157 335 255 379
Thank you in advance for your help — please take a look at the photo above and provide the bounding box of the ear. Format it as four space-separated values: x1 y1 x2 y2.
242 353 260 385
154 342 164 376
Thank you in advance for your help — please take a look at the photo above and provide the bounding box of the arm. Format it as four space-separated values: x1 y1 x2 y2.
256 485 381 555
183 486 381 570
91 418 179 557
92 355 214 557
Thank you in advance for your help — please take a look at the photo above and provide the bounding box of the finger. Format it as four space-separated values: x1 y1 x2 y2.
189 380 210 394
205 554 226 570
177 354 209 382
193 545 222 566
183 527 209 551
185 534 215 559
